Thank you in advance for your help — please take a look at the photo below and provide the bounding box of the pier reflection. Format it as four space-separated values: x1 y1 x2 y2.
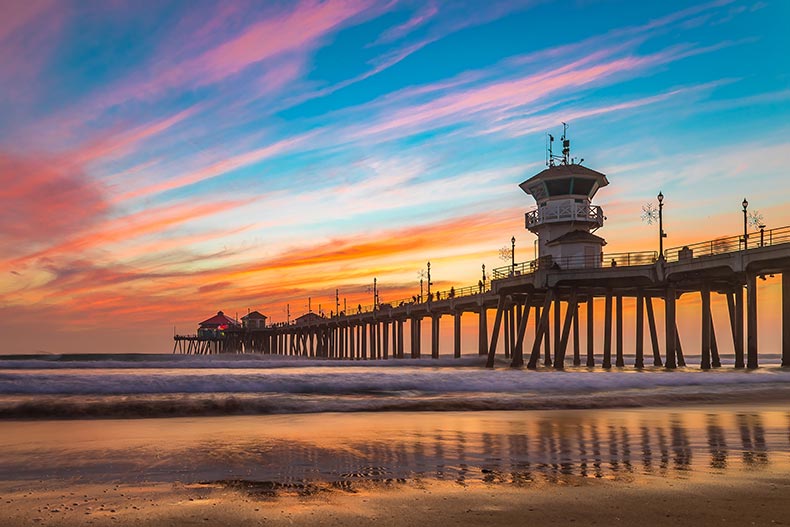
1 408 788 491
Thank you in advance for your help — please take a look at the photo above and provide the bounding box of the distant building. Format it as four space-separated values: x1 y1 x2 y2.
294 312 323 325
241 310 267 329
198 310 240 338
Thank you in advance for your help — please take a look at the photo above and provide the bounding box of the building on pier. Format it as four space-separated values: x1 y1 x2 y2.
241 310 267 330
197 310 239 338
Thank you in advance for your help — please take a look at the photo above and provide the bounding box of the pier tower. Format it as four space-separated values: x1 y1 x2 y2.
520 126 608 269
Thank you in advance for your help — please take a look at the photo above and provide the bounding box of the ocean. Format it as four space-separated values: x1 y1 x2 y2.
0 353 788 419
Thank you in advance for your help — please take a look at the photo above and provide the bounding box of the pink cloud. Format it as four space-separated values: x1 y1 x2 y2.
375 3 439 44
0 152 108 249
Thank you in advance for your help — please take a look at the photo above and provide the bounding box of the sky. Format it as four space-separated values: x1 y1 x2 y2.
0 0 788 355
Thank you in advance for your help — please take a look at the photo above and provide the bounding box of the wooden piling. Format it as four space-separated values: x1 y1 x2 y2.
747 274 758 369
603 290 613 369
665 287 677 369
783 271 790 367
454 312 462 359
586 296 595 367
615 295 624 367
635 291 645 368
701 283 712 370
528 291 554 369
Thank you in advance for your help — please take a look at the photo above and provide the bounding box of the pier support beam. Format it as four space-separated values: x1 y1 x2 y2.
586 296 595 367
572 303 580 366
553 294 561 363
646 294 662 366
603 290 613 369
784 271 790 367
528 291 554 369
511 296 532 368
397 319 404 359
485 296 507 368
554 289 578 369
478 307 488 356
431 315 440 359
615 295 624 367
635 291 644 368
454 312 462 359
747 274 758 369
383 321 389 360
701 283 711 370
665 287 677 369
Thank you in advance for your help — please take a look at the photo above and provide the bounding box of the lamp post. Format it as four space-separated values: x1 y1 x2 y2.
657 191 664 254
511 236 516 274
759 224 766 247
373 278 378 309
742 198 749 250
427 261 432 299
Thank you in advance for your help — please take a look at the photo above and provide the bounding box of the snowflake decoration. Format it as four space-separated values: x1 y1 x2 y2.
498 246 513 262
641 202 659 225
748 210 764 230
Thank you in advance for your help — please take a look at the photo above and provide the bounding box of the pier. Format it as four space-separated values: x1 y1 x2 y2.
174 132 790 370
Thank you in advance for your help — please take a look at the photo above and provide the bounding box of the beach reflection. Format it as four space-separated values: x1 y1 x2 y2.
0 406 788 492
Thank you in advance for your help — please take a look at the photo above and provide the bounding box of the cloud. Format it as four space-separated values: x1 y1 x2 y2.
0 152 109 249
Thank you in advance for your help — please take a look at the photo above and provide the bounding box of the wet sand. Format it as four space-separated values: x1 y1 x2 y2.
1 404 789 526
1 474 789 526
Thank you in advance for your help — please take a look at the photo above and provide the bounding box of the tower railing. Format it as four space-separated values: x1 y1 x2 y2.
525 202 603 228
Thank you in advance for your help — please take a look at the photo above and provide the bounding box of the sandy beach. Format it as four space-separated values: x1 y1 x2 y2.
1 469 788 526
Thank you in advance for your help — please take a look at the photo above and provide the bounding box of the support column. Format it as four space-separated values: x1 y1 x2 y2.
454 312 462 359
431 315 440 359
572 303 580 366
665 287 677 369
553 294 561 362
646 294 662 367
586 296 595 367
361 323 367 359
701 283 711 370
747 274 758 369
635 291 645 368
603 290 613 369
528 291 554 369
734 288 745 368
398 319 404 358
554 289 578 369
783 271 790 367
485 296 507 368
383 321 389 360
710 310 721 368
503 305 512 359
511 297 532 368
478 306 488 356
615 295 624 367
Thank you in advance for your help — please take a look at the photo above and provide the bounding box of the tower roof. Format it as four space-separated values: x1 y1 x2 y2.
198 311 239 328
520 164 609 201
546 230 607 246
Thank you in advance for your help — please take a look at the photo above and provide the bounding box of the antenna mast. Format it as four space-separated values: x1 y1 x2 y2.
561 122 570 165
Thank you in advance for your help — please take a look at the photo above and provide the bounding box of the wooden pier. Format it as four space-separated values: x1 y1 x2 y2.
174 226 790 369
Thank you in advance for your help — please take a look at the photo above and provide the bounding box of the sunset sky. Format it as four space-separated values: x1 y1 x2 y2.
1 0 788 355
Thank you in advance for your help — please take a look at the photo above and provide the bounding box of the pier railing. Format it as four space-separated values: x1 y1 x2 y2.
491 250 658 279
664 225 790 262
342 281 493 316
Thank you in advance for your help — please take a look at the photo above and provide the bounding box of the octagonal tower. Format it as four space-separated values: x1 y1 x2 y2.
519 128 608 269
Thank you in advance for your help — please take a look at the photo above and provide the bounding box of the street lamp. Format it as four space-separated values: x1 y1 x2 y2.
657 191 664 250
742 198 749 250
511 236 516 274
759 224 766 247
427 261 432 299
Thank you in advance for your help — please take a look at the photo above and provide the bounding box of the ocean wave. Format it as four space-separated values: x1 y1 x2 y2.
2 383 789 419
1 367 789 397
